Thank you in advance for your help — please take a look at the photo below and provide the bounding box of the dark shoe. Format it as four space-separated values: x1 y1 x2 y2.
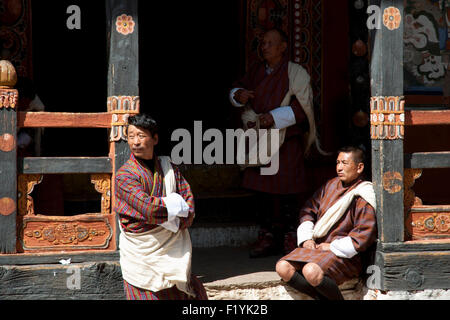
283 231 297 255
249 231 278 258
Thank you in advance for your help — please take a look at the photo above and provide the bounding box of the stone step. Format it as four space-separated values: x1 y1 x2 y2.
191 246 366 300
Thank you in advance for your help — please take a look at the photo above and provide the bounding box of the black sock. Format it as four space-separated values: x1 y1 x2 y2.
287 271 323 300
314 276 344 300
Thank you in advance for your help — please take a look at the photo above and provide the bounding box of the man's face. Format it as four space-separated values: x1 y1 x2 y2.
127 125 158 160
261 30 287 64
336 152 364 185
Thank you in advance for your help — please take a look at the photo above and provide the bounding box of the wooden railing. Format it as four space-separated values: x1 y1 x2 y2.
405 110 450 126
403 110 450 242
15 111 117 253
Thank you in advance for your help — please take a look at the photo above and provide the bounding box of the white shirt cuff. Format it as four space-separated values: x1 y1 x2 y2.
160 193 189 232
330 236 358 258
297 221 314 246
229 88 245 107
269 106 296 129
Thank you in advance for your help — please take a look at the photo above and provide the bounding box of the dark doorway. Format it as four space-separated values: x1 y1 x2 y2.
31 0 108 157
138 0 246 156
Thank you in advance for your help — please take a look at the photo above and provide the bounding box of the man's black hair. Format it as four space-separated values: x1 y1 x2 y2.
127 113 158 136
338 145 366 165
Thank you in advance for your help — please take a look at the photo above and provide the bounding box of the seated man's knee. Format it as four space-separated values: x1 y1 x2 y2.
276 260 296 281
302 263 324 287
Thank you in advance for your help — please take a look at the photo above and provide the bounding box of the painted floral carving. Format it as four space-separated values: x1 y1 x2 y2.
24 223 106 245
383 6 401 30
21 217 113 250
116 14 135 35
411 213 450 235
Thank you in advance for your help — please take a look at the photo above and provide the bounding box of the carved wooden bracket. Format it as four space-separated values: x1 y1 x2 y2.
404 168 423 212
404 168 422 239
0 88 18 109
90 174 111 214
17 174 43 216
107 95 140 141
370 96 405 140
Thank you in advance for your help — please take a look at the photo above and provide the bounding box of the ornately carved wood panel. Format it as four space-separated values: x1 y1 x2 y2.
20 215 113 251
408 208 450 240
404 168 450 240
17 174 115 252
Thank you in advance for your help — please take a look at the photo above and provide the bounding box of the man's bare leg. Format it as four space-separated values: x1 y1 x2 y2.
302 262 344 300
276 260 323 300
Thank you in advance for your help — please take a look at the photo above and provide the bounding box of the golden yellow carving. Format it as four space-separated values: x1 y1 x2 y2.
17 174 43 216
90 174 111 214
0 60 17 88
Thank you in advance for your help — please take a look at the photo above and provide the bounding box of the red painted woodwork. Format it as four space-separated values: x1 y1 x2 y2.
18 112 112 128
406 206 450 240
19 214 116 252
405 110 450 126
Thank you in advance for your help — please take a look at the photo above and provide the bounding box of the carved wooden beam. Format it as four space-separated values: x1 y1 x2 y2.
17 112 112 128
18 157 112 174
405 110 450 126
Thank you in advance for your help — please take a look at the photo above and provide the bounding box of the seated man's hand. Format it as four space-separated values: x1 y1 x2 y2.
302 240 317 250
234 89 255 105
317 243 331 251
259 113 275 129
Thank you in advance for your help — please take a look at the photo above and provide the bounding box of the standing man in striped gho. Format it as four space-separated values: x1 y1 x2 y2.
115 113 207 300
276 146 377 300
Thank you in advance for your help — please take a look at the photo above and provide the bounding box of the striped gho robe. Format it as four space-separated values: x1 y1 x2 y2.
281 177 378 285
232 54 309 194
115 153 207 300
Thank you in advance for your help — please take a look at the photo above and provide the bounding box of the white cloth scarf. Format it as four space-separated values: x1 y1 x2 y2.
158 156 189 233
119 156 195 296
312 181 376 239
237 62 322 168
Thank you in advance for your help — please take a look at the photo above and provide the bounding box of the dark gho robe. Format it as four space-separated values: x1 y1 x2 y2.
281 177 378 285
232 55 309 194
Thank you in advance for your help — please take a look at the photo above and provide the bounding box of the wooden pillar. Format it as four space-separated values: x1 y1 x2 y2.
370 0 405 243
0 61 19 253
106 0 139 171
106 1 140 246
